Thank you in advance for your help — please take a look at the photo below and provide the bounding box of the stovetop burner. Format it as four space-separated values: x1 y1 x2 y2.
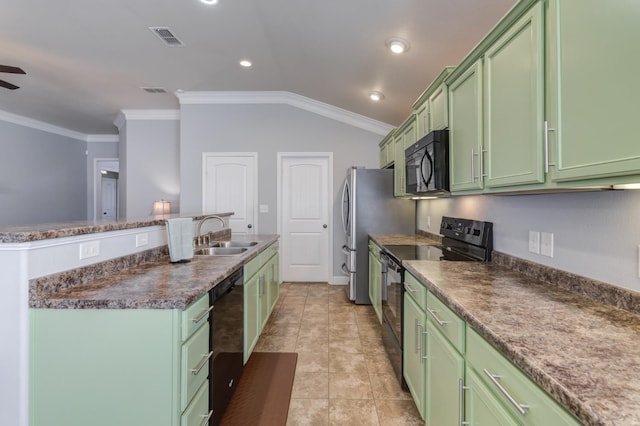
383 244 477 262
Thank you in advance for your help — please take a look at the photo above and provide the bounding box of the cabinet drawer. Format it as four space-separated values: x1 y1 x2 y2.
182 294 211 342
182 323 211 411
426 291 465 354
244 251 265 280
181 381 211 426
404 272 427 310
466 328 580 426
267 241 279 260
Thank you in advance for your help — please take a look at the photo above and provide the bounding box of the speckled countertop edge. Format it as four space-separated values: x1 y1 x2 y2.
0 212 234 243
404 261 640 426
30 234 279 310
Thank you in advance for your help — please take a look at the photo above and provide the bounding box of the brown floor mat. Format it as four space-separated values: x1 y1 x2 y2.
220 352 298 426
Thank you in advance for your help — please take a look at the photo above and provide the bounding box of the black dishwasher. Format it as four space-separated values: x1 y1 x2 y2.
209 267 244 425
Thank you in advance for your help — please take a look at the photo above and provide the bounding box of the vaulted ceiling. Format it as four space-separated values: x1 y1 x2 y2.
0 0 516 134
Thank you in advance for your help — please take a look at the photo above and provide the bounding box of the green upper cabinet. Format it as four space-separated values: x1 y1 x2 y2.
379 129 395 169
547 0 640 182
413 67 455 139
393 115 416 197
448 60 484 192
484 3 544 188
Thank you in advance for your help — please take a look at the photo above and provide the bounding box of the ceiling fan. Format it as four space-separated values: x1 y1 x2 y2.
0 65 26 90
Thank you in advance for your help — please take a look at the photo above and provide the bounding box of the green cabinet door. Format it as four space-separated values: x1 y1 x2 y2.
449 60 484 192
244 272 260 363
427 320 464 426
403 293 426 419
465 366 518 426
267 254 280 314
393 132 407 197
259 269 270 332
415 101 430 139
429 83 449 131
548 0 640 182
484 3 545 188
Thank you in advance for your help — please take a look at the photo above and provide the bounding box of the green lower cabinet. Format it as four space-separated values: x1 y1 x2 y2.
426 319 465 426
267 254 280 314
464 366 519 426
30 300 212 426
244 271 261 363
403 293 427 419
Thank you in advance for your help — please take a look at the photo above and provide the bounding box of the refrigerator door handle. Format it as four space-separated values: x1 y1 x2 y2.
341 263 354 275
341 177 350 235
342 245 354 255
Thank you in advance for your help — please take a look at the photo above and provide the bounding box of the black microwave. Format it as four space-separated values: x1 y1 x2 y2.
405 129 449 195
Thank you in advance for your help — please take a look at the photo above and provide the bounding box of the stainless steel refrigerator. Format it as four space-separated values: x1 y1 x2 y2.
341 167 415 303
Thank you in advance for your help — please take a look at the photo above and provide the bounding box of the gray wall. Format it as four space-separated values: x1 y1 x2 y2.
179 103 382 277
417 190 640 291
0 120 87 226
120 119 180 218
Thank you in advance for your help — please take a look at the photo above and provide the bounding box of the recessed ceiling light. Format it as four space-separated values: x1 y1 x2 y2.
369 91 384 101
385 37 410 54
239 60 252 67
200 0 218 4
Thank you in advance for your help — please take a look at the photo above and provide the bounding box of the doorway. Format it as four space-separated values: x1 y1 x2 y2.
278 153 332 282
94 159 119 221
203 153 258 235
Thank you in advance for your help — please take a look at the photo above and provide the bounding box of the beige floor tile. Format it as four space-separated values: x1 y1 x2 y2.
360 337 387 355
329 336 363 354
292 372 329 398
297 336 329 353
364 353 396 376
298 325 328 340
374 399 423 426
329 311 357 324
369 373 411 400
304 303 329 315
329 399 379 425
329 323 361 339
308 285 330 297
329 291 351 305
358 323 382 339
296 351 329 373
329 352 368 374
261 322 300 337
329 304 354 314
329 372 373 399
282 296 308 306
307 295 330 305
287 399 329 426
287 287 311 297
254 335 298 352
301 312 329 325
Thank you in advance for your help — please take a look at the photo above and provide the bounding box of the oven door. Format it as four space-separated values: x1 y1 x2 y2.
380 252 403 345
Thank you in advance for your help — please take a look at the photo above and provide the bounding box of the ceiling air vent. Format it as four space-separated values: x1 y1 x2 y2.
141 87 167 94
149 27 185 47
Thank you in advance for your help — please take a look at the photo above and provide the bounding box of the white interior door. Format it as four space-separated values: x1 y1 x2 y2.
279 153 332 282
203 153 257 235
101 177 117 220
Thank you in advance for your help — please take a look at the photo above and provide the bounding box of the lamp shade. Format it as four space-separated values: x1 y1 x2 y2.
152 200 171 216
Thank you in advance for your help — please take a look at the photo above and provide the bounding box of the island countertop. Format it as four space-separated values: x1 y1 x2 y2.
30 234 279 310
405 260 640 426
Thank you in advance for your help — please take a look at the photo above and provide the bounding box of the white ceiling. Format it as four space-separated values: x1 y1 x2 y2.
0 0 517 135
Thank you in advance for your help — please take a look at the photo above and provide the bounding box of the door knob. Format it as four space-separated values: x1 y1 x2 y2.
247 224 253 229
323 224 328 228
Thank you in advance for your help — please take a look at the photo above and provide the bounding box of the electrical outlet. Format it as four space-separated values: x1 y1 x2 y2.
79 241 100 259
541 232 554 257
528 231 540 254
136 233 149 247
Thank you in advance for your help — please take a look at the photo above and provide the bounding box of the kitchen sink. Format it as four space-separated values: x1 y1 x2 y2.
209 240 259 248
194 247 248 256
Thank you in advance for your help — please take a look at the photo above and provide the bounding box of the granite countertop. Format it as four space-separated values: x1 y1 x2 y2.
369 233 440 246
0 212 234 243
405 260 640 426
30 234 279 310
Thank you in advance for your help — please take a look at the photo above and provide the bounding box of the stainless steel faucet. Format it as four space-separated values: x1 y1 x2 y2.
195 215 226 246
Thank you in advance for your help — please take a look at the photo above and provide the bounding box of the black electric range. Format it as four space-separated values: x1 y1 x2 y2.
379 216 493 390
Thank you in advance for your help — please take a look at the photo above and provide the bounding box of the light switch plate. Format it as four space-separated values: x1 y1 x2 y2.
79 241 100 259
259 204 269 213
541 232 554 257
528 231 540 254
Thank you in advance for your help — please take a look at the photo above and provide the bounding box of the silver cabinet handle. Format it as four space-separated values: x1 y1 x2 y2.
480 148 487 179
200 409 213 426
459 379 470 426
417 323 427 364
192 350 214 375
192 305 214 324
483 368 529 415
414 319 419 354
544 120 556 173
427 308 449 327
470 148 476 183
421 327 429 362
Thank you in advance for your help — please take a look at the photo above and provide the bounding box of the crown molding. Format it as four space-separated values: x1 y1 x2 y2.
0 109 119 143
114 109 180 130
175 91 393 136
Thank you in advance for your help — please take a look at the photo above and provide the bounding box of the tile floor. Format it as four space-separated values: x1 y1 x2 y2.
253 282 423 425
